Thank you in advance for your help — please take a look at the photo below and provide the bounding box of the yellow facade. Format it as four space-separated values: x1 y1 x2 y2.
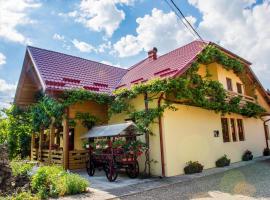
64 61 270 176
162 105 266 176
108 62 270 177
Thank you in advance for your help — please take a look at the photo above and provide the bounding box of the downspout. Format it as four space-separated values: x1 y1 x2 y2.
158 93 165 177
263 118 270 148
260 115 270 149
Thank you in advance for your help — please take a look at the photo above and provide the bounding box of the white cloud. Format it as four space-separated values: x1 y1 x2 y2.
188 0 270 87
0 0 41 44
65 0 135 37
98 41 112 53
113 8 196 57
53 33 65 41
101 60 121 68
72 39 96 53
0 79 16 109
0 53 6 67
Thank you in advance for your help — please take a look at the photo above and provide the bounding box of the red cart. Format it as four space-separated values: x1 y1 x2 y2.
83 122 144 182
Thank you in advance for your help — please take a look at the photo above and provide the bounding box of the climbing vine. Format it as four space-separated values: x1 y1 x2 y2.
19 44 266 176
27 45 266 135
75 112 98 130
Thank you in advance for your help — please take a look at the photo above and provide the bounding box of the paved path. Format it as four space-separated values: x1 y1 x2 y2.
119 159 270 200
58 157 270 200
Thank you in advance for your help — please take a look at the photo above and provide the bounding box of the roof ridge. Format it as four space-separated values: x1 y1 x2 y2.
126 40 207 72
27 45 127 71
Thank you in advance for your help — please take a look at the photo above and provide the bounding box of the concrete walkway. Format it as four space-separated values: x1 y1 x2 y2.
59 156 270 200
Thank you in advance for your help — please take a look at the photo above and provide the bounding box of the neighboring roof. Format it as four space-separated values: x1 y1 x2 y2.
81 122 136 138
117 40 207 88
27 46 127 94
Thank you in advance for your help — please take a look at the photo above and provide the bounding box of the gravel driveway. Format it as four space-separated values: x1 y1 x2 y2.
120 159 270 200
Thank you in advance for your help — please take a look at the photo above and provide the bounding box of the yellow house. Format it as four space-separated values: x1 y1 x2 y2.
15 41 270 176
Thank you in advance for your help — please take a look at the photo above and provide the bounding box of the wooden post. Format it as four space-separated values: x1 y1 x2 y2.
31 133 35 160
48 124 55 164
62 108 69 170
38 129 44 161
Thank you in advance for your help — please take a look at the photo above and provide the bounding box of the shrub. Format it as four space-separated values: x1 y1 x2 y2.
184 161 204 174
10 159 34 177
31 165 89 198
263 148 270 156
61 173 89 195
242 150 253 161
216 155 231 167
9 192 39 200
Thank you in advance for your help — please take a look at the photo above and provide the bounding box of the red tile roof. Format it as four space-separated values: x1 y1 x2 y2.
27 46 127 94
27 41 206 94
117 40 207 88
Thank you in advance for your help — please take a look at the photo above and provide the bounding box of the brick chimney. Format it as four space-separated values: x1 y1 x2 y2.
148 47 158 61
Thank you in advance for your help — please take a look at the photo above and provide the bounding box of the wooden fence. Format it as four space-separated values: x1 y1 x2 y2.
69 150 89 170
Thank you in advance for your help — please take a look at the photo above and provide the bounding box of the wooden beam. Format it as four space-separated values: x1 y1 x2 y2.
49 124 55 164
31 133 35 160
38 129 44 161
62 108 69 170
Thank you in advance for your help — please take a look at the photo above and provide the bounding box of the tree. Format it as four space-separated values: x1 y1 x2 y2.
2 106 33 159
0 110 8 144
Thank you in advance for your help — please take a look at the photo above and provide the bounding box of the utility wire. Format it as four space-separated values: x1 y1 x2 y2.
164 0 204 41
164 0 198 40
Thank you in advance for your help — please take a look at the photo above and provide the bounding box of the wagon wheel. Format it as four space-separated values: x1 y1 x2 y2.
105 163 118 182
86 159 95 176
126 161 139 178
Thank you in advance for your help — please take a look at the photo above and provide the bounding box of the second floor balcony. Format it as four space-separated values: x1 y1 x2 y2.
225 90 256 106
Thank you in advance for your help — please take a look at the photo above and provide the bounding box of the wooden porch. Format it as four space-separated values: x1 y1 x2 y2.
30 114 89 170
31 148 89 170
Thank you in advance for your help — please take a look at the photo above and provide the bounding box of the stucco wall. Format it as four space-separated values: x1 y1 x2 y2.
69 101 108 150
162 104 266 177
109 94 162 175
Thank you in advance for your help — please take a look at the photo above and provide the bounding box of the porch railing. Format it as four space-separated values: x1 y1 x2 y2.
31 148 88 169
69 150 89 170
31 148 63 165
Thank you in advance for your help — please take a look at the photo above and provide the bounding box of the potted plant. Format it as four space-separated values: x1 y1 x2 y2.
184 161 204 174
216 155 230 167
263 148 270 156
242 150 253 161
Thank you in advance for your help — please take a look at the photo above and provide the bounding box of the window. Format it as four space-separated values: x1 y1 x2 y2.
221 118 230 142
230 119 237 142
236 83 243 94
226 78 233 91
237 119 245 141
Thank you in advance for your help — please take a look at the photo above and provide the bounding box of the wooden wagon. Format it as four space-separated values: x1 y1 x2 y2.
81 122 145 182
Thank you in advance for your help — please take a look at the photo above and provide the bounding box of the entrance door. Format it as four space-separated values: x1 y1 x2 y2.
69 128 75 151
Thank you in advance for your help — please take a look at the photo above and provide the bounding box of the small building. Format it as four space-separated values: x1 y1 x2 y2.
14 40 270 176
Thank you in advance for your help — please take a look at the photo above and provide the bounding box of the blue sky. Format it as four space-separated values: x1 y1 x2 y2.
0 0 270 108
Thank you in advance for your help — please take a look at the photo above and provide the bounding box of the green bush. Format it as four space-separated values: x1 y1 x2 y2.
62 173 89 195
10 159 34 177
242 150 253 161
263 148 270 156
31 166 89 198
215 155 230 167
184 161 204 174
7 192 39 200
